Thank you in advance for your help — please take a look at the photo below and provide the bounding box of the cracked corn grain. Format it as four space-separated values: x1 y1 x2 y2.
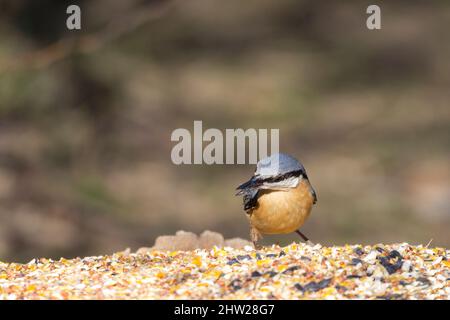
0 243 449 299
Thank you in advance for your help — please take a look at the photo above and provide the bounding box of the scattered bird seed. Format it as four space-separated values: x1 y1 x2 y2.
304 279 332 292
264 271 278 278
251 271 262 278
236 255 251 261
227 258 240 265
282 266 300 274
0 242 448 299
350 258 363 266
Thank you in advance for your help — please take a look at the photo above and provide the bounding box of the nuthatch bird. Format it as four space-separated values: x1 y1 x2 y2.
236 153 317 248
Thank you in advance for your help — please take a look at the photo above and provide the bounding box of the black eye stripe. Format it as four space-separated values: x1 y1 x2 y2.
259 169 304 183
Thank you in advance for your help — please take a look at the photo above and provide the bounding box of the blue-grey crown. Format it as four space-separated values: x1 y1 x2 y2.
255 153 305 177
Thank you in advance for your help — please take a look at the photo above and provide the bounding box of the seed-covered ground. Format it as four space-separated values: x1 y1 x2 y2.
0 243 449 299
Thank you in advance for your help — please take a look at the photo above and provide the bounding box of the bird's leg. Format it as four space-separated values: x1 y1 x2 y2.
295 229 309 241
250 226 262 250
295 230 314 245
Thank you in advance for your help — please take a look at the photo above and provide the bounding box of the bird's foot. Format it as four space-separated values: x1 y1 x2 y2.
253 241 263 250
250 226 262 250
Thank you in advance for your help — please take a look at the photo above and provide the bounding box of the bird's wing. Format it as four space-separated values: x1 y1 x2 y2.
311 185 318 204
242 189 259 213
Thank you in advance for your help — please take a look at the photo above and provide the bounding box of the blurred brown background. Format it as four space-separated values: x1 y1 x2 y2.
0 0 449 262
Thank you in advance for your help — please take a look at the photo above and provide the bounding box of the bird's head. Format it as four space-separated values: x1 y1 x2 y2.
236 153 308 195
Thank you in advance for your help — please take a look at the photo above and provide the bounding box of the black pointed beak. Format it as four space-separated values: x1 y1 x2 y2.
235 176 259 195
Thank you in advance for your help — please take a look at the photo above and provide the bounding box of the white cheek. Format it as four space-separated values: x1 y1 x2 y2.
260 176 300 190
